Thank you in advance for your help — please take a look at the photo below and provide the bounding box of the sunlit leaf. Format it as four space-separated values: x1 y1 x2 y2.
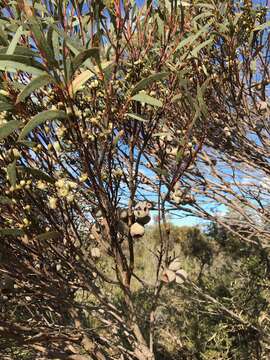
131 92 163 107
191 37 213 57
6 25 23 55
253 21 270 32
0 54 46 75
175 22 213 52
19 110 67 139
71 48 100 75
30 18 56 68
18 166 54 183
127 113 148 122
7 160 16 187
16 74 53 104
68 70 93 96
36 231 61 241
0 120 20 140
131 72 168 95
0 228 24 237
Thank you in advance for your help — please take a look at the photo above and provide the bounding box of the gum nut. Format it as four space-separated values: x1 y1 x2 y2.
175 269 188 284
89 233 95 240
96 209 103 218
97 217 103 225
91 247 101 259
171 194 181 204
137 215 151 226
173 190 182 197
161 269 176 283
258 101 268 111
130 222 145 238
169 147 178 156
134 201 149 218
56 264 62 271
168 258 181 271
119 208 128 221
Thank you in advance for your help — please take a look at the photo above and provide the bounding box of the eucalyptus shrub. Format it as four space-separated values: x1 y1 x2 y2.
0 1 269 359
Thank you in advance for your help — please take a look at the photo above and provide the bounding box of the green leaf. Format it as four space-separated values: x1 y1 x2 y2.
175 22 212 52
68 70 93 96
131 72 168 95
131 92 163 107
71 48 100 75
0 120 20 140
16 74 53 104
30 18 56 68
6 25 23 55
0 102 13 111
18 166 54 184
7 160 17 187
0 196 13 205
127 113 148 122
253 21 270 32
171 94 182 103
36 231 61 241
17 140 37 148
0 46 37 57
19 110 68 139
152 167 168 176
52 26 82 55
0 228 24 237
190 37 213 57
0 54 46 75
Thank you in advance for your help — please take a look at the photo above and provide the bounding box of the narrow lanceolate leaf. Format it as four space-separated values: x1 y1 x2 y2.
52 26 82 55
36 231 61 241
0 120 20 140
18 166 54 183
16 74 53 104
253 20 270 32
71 48 100 75
68 70 93 96
127 113 148 122
190 37 213 57
19 110 68 139
0 196 13 205
131 92 163 107
17 140 37 148
30 18 56 68
175 22 212 52
0 54 46 75
0 228 24 237
0 102 13 111
7 160 16 187
6 26 23 55
131 72 168 95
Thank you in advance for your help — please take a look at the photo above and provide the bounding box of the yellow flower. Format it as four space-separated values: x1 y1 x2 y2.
79 173 88 182
66 194 74 203
58 187 69 197
55 179 65 188
37 181 47 190
68 181 77 189
12 149 21 158
53 142 61 152
23 218 29 226
48 197 57 209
